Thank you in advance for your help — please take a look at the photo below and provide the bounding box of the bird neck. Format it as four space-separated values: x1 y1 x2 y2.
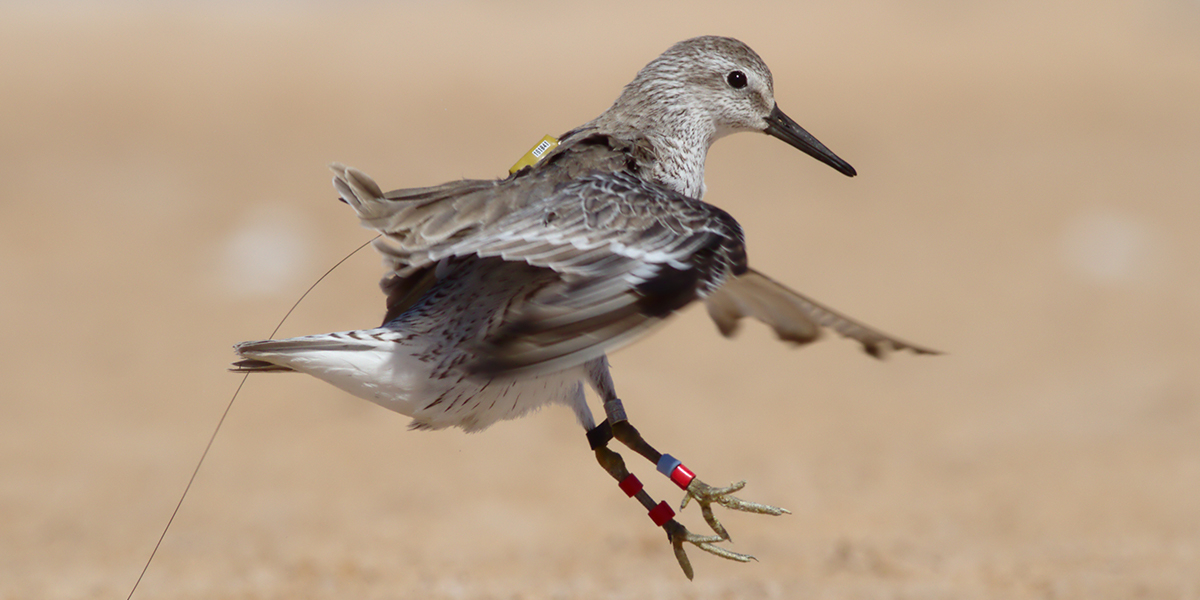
645 125 712 199
588 99 716 199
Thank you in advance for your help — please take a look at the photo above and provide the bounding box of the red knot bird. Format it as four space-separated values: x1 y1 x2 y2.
233 36 937 579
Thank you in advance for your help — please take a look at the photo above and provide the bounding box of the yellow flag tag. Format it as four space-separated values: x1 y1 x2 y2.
509 134 560 174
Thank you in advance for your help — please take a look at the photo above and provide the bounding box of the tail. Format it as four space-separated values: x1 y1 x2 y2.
329 162 388 223
704 268 940 358
329 162 498 234
230 358 295 373
230 332 394 373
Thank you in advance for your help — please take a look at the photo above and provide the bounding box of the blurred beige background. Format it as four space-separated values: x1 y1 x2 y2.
2 1 1198 598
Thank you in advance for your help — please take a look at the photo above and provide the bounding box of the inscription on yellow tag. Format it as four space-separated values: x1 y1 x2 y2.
509 134 560 174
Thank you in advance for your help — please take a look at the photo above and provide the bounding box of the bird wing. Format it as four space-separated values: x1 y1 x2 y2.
704 268 941 358
332 161 936 375
332 163 747 378
444 172 748 377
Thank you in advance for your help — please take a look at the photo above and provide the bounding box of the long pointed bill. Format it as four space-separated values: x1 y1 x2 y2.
763 104 857 177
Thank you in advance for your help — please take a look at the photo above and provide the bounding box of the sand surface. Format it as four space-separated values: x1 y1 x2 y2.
2 2 1198 598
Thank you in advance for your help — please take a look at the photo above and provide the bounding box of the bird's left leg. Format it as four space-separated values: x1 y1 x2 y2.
582 358 788 578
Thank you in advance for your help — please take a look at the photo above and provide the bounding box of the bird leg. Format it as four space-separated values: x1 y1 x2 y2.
589 427 745 580
586 397 789 579
608 418 790 537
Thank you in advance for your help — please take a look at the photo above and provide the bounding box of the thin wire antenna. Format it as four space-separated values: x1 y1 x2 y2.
126 235 381 600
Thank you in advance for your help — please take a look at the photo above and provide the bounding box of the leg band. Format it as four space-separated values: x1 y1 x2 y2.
586 420 613 450
669 463 696 489
618 474 643 497
656 454 697 489
603 398 628 424
648 501 675 527
656 454 681 476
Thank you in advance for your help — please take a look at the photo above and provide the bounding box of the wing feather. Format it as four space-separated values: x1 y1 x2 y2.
705 268 941 358
329 146 934 378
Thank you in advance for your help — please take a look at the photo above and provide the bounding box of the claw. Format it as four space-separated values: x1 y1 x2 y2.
656 479 788 578
699 500 729 541
664 519 755 580
680 480 745 511
680 478 790 542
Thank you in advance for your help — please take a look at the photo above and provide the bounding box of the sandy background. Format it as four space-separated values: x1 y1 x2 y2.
2 1 1198 598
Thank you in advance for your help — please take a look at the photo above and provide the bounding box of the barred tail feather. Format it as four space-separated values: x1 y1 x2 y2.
230 329 435 417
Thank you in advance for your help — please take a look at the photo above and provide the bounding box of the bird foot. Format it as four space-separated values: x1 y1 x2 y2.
663 519 755 580
659 479 788 579
680 479 790 542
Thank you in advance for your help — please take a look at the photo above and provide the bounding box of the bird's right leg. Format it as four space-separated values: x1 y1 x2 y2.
586 420 735 580
582 357 787 579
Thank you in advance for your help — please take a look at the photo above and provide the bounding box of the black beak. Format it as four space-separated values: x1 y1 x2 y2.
763 104 856 177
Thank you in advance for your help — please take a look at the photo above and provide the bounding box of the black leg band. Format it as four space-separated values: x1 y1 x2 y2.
586 419 614 450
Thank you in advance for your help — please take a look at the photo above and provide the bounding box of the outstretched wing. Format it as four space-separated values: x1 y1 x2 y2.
704 268 941 358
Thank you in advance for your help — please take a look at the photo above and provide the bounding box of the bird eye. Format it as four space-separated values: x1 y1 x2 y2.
726 70 748 89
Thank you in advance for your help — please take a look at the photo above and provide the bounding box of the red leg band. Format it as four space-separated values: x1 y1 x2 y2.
648 501 675 527
669 464 696 489
618 474 643 497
